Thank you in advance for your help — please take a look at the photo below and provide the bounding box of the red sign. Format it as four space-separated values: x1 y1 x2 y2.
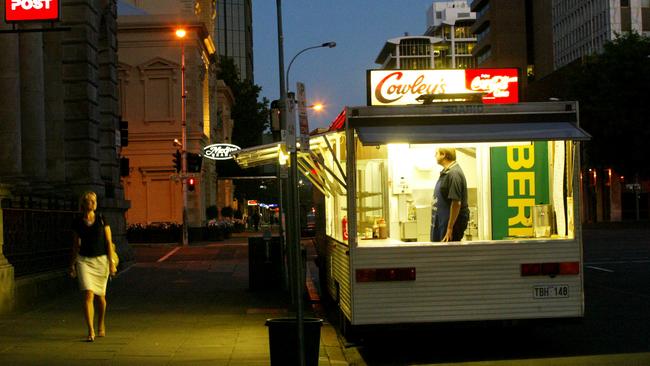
5 0 59 22
464 68 519 104
368 68 519 106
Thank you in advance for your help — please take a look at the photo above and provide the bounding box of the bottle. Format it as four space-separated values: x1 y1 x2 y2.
372 220 379 239
378 218 388 239
342 216 348 240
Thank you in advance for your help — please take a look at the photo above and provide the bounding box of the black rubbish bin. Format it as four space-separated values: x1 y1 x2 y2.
248 235 283 290
265 317 323 366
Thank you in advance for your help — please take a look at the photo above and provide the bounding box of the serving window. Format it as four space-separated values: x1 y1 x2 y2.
352 139 577 245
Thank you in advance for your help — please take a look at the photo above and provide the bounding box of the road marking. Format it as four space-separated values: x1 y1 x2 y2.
586 265 614 273
157 247 181 262
586 259 650 265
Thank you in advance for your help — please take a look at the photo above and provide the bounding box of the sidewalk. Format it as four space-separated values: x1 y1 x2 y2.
0 231 352 365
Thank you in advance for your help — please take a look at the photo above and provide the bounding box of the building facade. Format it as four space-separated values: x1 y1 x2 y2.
1 0 129 313
552 0 650 69
117 0 236 227
470 0 555 100
216 0 253 81
424 0 477 69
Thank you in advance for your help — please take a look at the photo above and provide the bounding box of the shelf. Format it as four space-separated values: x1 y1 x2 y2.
357 192 382 199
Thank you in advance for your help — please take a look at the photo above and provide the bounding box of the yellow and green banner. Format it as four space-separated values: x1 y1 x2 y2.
490 142 549 240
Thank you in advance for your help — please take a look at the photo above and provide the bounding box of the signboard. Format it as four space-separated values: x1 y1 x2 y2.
203 143 240 160
367 68 519 106
296 82 310 152
490 142 549 240
5 0 60 22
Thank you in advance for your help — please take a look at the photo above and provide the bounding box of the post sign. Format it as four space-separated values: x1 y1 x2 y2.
203 143 241 160
5 0 60 22
367 68 519 106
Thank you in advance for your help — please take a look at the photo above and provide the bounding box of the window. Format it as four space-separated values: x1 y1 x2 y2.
621 0 629 7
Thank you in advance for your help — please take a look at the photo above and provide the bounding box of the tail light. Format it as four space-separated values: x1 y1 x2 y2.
356 267 416 282
521 262 580 277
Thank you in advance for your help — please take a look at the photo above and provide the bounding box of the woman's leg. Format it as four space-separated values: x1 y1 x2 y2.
96 295 107 336
83 290 95 339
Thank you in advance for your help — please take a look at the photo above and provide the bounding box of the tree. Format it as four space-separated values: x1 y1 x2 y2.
217 57 270 148
217 57 277 204
566 32 650 178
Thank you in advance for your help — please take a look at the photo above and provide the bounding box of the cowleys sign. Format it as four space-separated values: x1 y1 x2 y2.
5 0 60 22
367 68 519 106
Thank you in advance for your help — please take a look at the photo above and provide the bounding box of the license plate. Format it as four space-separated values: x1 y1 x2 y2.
533 285 569 299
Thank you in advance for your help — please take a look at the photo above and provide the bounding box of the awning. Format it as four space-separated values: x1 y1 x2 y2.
347 101 591 145
232 131 347 197
356 122 591 145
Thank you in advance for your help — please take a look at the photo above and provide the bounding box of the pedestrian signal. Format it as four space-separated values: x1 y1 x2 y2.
188 177 196 191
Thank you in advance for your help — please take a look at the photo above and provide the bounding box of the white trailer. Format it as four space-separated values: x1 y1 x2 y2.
235 101 589 331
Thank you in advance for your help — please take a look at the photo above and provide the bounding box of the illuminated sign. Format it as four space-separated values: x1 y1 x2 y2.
367 68 519 106
202 143 241 160
247 200 258 206
5 0 59 22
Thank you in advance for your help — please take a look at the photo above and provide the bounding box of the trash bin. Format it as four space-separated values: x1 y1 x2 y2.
248 235 283 290
265 317 323 366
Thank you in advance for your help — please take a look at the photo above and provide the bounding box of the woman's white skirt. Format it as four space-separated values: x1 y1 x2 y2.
76 255 109 296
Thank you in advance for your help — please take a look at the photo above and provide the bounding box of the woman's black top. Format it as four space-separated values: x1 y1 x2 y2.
73 215 107 257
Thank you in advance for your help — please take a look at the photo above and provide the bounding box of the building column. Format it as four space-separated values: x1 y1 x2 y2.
0 28 23 178
19 28 48 188
61 0 103 195
44 31 67 190
0 184 15 314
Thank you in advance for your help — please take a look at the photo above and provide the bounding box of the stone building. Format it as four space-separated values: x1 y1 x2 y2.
117 0 236 227
1 0 129 313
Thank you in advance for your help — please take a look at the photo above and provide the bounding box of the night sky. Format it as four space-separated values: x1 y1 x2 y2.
253 0 436 129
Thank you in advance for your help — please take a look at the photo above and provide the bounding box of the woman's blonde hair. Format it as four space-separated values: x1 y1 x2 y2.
79 191 97 212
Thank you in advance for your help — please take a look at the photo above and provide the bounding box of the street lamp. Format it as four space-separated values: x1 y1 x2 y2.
176 27 189 246
286 42 336 94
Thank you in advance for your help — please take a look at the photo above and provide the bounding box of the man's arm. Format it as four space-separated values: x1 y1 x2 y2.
442 200 461 242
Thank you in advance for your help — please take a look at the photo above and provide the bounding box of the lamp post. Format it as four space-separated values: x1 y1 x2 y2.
176 27 189 247
286 42 336 94
275 3 335 366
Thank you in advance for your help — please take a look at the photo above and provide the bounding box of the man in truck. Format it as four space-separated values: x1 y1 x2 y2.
431 148 470 242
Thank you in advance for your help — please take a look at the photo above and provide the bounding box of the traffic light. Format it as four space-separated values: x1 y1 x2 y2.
172 150 181 173
187 152 203 173
188 177 196 191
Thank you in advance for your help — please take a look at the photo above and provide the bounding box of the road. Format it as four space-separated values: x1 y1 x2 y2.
328 223 650 365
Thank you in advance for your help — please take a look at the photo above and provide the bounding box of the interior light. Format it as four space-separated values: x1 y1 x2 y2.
175 28 187 38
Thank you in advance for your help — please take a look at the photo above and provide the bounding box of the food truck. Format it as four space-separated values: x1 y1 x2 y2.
234 69 590 332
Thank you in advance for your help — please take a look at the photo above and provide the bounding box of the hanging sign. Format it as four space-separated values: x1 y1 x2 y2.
367 68 519 106
5 0 60 22
203 143 241 160
490 142 550 240
296 82 310 152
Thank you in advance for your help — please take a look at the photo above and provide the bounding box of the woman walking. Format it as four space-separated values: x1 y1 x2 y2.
69 191 117 342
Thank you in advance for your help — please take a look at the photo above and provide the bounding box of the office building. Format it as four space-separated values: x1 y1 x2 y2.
424 0 478 69
217 0 254 81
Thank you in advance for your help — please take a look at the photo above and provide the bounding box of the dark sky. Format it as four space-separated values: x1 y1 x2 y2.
253 0 435 129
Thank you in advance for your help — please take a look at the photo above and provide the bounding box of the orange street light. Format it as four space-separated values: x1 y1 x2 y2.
175 28 187 39
310 103 324 112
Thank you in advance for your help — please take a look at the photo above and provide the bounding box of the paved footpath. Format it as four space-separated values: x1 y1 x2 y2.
0 232 352 365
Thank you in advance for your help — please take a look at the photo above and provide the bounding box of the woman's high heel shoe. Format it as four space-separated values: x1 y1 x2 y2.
87 334 95 342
